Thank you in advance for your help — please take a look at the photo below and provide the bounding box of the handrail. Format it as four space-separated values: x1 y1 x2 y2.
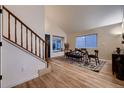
3 6 45 43
2 6 49 67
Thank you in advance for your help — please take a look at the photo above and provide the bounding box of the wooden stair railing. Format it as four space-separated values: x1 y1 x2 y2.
2 6 49 67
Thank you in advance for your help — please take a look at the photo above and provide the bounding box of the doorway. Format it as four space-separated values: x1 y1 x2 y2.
45 34 51 58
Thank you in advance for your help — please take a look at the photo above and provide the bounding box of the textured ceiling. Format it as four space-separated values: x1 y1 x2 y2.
45 5 123 33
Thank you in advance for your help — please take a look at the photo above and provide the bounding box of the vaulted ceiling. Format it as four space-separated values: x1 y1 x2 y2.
45 5 123 33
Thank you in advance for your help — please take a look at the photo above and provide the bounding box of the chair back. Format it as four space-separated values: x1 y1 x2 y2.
94 50 99 57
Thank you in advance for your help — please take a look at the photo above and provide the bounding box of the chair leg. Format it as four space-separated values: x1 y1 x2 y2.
89 57 91 63
82 57 84 63
95 58 100 65
95 58 97 65
97 58 100 64
81 57 83 62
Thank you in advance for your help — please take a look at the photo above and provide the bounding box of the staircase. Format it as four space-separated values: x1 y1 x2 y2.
2 6 49 67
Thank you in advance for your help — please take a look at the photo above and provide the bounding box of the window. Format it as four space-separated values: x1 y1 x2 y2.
76 34 97 48
52 36 64 52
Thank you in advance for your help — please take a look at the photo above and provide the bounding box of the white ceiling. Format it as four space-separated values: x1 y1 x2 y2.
45 5 123 33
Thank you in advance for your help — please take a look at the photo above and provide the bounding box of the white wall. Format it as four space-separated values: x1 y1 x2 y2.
2 5 46 88
0 5 2 88
45 18 67 57
5 5 45 39
2 40 45 88
68 23 123 60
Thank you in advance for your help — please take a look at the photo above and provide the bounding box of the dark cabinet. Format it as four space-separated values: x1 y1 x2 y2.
112 53 124 80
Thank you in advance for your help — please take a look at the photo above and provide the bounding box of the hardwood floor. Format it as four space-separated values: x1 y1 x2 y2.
15 58 124 88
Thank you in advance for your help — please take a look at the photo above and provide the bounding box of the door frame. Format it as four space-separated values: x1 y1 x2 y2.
45 34 51 58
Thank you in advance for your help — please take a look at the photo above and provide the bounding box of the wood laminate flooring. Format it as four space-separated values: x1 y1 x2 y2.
15 58 124 88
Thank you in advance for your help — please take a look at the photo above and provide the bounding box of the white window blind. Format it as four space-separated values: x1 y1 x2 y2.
76 34 97 48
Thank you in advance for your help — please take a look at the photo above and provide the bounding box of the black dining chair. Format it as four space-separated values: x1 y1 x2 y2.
88 50 100 65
